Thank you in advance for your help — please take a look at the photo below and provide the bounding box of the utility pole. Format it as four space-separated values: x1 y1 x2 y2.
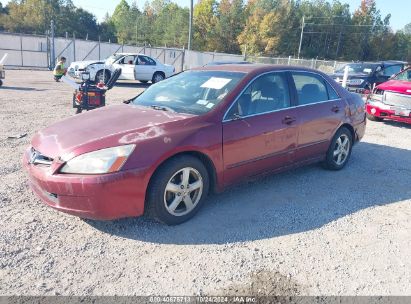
188 0 193 51
51 20 55 69
298 16 305 59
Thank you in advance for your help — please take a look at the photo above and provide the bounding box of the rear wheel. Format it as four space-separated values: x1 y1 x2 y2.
95 70 110 84
0 79 3 86
152 72 165 83
146 156 209 225
366 113 384 122
323 127 353 170
140 80 148 84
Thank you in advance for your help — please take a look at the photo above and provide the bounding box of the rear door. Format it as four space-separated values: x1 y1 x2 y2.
134 55 157 81
290 72 346 162
222 72 299 186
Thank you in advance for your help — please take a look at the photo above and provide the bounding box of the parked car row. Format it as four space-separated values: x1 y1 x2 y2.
25 64 366 224
330 61 406 93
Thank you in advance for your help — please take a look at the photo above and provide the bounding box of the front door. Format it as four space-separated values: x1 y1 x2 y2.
290 72 346 161
113 55 137 80
134 55 157 81
222 72 298 186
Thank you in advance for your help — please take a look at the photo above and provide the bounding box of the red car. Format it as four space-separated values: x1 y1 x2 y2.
366 67 411 124
24 65 366 225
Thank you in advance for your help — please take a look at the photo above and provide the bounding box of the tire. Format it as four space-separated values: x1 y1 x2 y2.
140 80 148 84
366 113 384 122
146 155 209 225
0 79 2 86
323 127 353 171
95 70 110 84
152 72 165 84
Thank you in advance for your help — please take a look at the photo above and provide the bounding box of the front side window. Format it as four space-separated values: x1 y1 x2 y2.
226 72 290 119
132 70 245 115
120 55 136 65
292 73 329 105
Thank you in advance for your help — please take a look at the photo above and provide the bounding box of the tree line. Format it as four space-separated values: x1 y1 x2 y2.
0 0 410 61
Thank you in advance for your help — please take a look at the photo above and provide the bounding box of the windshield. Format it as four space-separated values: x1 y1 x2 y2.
106 54 123 65
336 63 378 74
393 68 411 81
131 70 245 115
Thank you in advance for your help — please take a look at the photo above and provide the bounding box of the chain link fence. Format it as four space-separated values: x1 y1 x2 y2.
0 31 348 73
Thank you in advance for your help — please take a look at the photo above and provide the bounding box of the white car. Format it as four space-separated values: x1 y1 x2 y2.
68 53 175 83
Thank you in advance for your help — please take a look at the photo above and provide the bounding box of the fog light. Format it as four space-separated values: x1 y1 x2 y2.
371 108 376 114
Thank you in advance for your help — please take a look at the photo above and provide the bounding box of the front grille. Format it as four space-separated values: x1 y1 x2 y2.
28 148 53 166
384 91 411 109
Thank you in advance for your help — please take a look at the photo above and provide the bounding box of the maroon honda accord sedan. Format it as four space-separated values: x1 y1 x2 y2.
24 64 366 225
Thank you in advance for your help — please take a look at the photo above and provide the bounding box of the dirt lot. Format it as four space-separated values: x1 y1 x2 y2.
0 70 410 296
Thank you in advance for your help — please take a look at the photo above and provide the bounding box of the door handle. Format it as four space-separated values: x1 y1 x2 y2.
331 105 340 113
282 116 296 125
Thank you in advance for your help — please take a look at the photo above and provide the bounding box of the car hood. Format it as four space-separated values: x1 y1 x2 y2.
31 105 195 159
69 60 103 69
376 80 411 95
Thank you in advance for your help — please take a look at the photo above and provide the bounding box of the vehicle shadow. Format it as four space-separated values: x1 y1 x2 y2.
382 120 411 129
87 142 411 245
0 86 46 91
114 81 151 89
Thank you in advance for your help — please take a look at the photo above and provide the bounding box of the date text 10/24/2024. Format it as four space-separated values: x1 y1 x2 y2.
149 296 257 303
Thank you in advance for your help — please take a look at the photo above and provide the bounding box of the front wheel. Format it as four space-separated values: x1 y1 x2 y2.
323 127 353 170
146 156 209 225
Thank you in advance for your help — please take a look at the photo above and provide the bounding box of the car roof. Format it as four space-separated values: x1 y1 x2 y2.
206 61 251 66
193 63 322 75
114 53 146 56
348 61 406 66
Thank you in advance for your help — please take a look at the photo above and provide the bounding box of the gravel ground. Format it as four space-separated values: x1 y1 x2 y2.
0 70 410 296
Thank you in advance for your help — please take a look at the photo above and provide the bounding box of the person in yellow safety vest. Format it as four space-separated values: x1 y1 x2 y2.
53 57 67 82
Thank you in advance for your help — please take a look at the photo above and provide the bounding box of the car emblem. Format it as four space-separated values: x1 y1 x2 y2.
29 150 39 164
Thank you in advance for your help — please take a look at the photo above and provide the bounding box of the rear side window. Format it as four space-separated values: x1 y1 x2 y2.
292 73 330 105
326 82 340 100
138 55 156 65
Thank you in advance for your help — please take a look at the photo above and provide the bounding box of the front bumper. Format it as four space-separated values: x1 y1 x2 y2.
366 99 411 124
23 148 147 220
67 70 80 79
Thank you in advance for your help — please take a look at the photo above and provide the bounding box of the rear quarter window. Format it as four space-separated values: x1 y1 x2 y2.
292 73 329 105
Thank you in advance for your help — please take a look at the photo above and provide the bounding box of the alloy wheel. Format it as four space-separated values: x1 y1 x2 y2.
333 134 350 166
164 167 203 216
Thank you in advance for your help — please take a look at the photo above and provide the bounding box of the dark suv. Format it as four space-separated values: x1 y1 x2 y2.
330 61 406 93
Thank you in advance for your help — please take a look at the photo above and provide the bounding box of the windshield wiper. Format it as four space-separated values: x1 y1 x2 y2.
150 105 175 112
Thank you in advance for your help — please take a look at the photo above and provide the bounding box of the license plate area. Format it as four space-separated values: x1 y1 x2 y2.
391 107 411 117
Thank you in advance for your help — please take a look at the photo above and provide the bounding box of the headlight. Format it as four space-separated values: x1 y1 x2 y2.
60 144 135 174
